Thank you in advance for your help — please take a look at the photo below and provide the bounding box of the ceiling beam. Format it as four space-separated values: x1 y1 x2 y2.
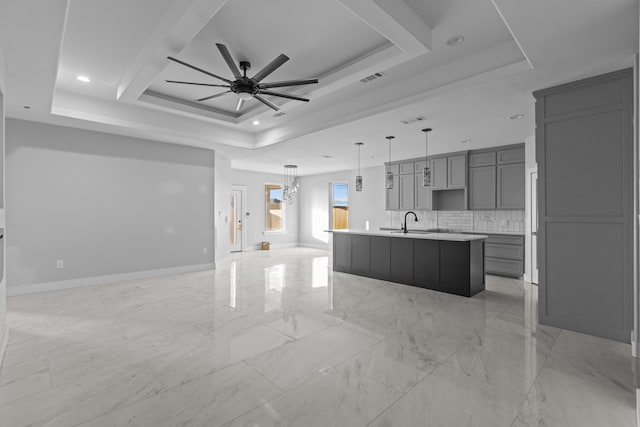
338 0 431 54
116 0 231 102
52 89 255 149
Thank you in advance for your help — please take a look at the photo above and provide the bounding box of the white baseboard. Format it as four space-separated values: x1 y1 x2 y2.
0 325 8 369
243 242 300 252
298 242 330 250
214 255 233 269
7 263 215 296
637 390 640 427
272 243 298 250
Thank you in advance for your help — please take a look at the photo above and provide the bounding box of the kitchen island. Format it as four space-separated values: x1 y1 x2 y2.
332 230 487 297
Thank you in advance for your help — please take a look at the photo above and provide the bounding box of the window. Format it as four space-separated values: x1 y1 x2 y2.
265 184 284 232
330 182 349 230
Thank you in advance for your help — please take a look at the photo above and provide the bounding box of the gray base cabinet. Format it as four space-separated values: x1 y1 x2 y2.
333 233 485 297
482 234 524 278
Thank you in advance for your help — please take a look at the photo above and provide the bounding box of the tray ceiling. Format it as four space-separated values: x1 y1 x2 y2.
0 0 636 174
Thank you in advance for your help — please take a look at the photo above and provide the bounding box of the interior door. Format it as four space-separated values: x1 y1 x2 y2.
530 171 538 284
230 189 244 252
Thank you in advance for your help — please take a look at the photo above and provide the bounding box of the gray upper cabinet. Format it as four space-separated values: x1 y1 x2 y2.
386 164 399 175
497 147 525 164
415 173 432 210
468 165 496 209
399 173 415 210
430 157 448 190
497 163 525 209
468 144 524 210
385 174 400 210
383 152 469 211
430 154 466 190
385 165 400 210
447 154 466 188
399 162 414 174
469 151 496 167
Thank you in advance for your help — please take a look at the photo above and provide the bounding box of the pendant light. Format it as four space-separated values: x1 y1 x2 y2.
355 142 364 191
385 135 395 189
422 128 432 186
283 164 298 204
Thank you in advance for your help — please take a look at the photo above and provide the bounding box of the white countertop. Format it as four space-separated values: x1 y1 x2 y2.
378 227 524 236
329 229 488 241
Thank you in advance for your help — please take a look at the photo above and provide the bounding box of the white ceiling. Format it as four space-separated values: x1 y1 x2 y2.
0 0 637 175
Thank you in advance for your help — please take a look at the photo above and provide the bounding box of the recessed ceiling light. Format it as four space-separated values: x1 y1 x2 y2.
446 35 464 46
321 155 334 159
510 114 525 120
76 75 91 83
252 120 260 125
461 139 471 144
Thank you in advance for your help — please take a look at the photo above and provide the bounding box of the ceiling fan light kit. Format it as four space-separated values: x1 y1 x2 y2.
166 43 319 112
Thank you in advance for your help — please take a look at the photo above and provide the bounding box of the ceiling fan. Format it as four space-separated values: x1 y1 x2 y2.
166 43 319 112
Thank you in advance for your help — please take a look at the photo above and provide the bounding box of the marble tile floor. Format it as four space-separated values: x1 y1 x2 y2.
0 248 635 426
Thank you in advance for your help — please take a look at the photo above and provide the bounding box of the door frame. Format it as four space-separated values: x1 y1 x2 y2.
529 168 538 284
525 166 538 284
231 185 247 252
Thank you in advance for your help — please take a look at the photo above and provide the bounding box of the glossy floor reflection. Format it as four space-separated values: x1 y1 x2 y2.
0 248 635 426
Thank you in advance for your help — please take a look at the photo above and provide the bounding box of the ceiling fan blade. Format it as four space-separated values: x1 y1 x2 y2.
197 91 231 102
216 43 242 79
165 80 230 88
258 78 319 89
254 94 280 111
260 90 310 102
252 54 289 82
167 56 231 84
235 98 244 111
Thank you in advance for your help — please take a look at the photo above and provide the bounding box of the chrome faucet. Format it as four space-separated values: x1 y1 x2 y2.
403 211 418 233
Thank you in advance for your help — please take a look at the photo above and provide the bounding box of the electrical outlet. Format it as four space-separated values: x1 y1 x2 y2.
202 247 207 254
56 259 64 269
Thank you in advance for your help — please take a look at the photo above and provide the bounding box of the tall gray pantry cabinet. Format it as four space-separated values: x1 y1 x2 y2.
534 69 633 342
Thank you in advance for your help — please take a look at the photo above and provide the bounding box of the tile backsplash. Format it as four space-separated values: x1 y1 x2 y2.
388 210 525 233
473 210 525 232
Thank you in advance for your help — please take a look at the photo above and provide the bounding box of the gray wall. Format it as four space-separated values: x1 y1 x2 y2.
231 169 299 250
298 165 387 249
6 119 216 292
